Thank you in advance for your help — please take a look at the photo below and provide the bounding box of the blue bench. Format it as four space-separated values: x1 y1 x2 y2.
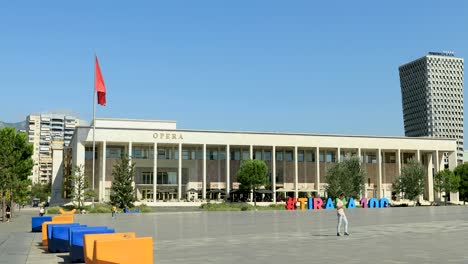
69 227 115 263
31 216 52 232
48 224 85 253
47 223 79 247
123 208 140 213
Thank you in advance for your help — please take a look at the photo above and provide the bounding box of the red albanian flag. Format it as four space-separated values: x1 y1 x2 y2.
95 56 106 106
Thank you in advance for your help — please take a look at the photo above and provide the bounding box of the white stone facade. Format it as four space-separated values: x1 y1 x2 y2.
66 118 459 204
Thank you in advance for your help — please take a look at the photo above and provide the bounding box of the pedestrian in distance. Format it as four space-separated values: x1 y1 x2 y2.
336 193 349 236
111 205 117 219
6 205 11 222
39 206 45 216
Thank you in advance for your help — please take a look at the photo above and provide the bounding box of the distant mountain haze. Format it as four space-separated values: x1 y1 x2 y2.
0 120 27 131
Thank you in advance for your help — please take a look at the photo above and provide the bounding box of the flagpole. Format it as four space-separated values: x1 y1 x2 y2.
92 54 96 207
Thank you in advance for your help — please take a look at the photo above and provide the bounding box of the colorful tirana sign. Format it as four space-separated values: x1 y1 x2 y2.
285 197 390 210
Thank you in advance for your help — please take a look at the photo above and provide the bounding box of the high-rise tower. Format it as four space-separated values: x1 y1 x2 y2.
399 51 464 162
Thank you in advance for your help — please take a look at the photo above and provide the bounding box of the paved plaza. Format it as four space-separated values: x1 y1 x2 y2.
0 206 467 264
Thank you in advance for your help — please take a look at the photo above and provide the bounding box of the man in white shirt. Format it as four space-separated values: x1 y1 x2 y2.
336 193 349 236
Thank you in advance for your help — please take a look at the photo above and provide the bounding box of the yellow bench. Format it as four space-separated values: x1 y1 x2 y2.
92 237 153 264
59 208 76 215
41 215 74 246
83 233 136 264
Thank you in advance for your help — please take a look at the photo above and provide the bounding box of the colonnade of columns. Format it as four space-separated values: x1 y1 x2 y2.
74 141 456 203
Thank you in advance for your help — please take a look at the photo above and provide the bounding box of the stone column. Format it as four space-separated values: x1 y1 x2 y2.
427 152 434 202
101 141 107 202
50 141 64 205
178 143 182 200
316 147 320 195
416 149 423 202
294 146 298 198
272 146 276 203
153 143 157 203
129 142 134 193
226 145 230 198
358 148 365 198
397 149 401 176
434 150 443 202
202 144 207 200
250 145 254 201
337 147 341 162
448 151 459 203
377 148 382 198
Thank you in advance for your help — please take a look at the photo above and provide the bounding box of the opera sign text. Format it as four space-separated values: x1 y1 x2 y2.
153 132 184 140
285 197 390 210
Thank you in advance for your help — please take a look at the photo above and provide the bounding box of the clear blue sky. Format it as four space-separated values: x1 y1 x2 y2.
1 1 467 139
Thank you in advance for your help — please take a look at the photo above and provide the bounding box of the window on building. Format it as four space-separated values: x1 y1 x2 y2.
264 151 271 161
182 149 190 160
306 151 315 162
319 151 325 162
85 147 97 160
133 146 150 159
106 146 124 158
255 151 262 160
140 172 153 184
325 151 336 163
366 153 377 164
285 151 293 161
231 150 240 160
158 148 171 160
242 150 250 160
297 150 304 162
276 151 283 161
157 171 178 185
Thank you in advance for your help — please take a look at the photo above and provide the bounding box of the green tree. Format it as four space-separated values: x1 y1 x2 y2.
454 164 468 204
30 183 51 202
393 159 425 205
0 127 34 222
434 169 460 205
14 179 31 211
70 165 95 209
324 156 366 199
236 159 269 207
110 154 135 209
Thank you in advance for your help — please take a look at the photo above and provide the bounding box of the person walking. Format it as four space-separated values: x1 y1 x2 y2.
336 193 349 236
6 206 11 222
111 205 117 219
39 206 45 216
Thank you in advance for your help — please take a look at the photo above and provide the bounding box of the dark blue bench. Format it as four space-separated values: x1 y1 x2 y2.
31 216 52 232
48 224 85 253
69 227 115 263
123 208 140 213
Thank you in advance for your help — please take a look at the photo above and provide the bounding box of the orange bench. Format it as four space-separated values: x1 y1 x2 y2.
59 208 76 215
41 215 74 246
83 233 136 264
92 237 153 264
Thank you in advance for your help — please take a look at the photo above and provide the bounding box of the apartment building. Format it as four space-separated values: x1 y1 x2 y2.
27 113 80 184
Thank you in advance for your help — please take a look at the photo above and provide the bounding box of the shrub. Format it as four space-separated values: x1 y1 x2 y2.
240 205 250 211
46 206 61 214
88 203 112 213
137 204 153 213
